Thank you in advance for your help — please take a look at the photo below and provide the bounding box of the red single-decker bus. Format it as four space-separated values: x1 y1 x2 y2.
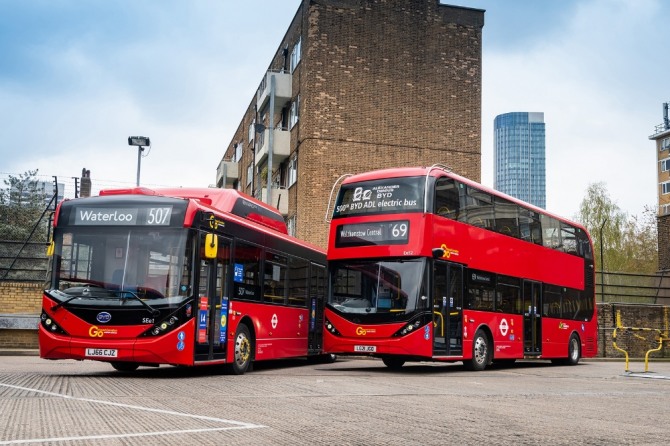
39 187 329 373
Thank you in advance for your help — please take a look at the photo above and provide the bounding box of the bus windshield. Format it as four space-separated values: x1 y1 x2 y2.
52 227 191 305
329 259 428 316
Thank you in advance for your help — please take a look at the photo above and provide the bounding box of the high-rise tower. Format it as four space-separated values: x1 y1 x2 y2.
494 112 546 209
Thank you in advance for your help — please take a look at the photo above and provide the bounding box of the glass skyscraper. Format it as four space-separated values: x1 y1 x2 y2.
494 112 546 209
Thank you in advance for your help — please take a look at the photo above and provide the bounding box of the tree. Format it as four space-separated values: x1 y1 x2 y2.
0 170 51 242
576 182 657 273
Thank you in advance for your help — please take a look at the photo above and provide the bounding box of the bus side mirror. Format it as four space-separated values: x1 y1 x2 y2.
204 234 218 259
46 241 55 257
432 248 445 259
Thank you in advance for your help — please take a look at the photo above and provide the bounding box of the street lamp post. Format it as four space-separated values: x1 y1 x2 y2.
128 136 150 186
599 217 608 302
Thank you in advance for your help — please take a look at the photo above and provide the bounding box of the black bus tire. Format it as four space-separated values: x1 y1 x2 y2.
111 362 139 372
382 357 405 370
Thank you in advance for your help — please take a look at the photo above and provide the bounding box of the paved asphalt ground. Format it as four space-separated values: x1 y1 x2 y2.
0 355 669 445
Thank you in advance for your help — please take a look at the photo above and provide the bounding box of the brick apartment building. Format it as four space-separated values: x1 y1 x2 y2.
650 102 670 271
216 0 485 248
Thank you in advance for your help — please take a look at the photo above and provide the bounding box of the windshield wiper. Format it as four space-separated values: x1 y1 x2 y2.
51 295 83 312
118 290 160 317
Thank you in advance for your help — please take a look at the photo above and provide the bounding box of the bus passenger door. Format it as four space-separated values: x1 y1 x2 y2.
522 280 542 355
433 261 463 356
195 237 231 362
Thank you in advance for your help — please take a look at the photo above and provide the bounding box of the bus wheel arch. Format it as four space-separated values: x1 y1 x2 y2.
551 332 581 366
464 325 492 371
230 319 255 375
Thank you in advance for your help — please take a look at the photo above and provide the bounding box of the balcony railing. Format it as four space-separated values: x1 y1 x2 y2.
261 187 288 216
216 159 239 187
256 70 292 114
255 127 290 169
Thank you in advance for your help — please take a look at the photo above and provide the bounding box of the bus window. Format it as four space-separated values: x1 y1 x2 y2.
264 251 287 304
540 214 561 249
494 196 520 238
496 275 520 314
519 208 542 245
288 256 309 307
543 284 562 317
233 241 262 301
434 178 460 220
560 222 578 255
576 228 593 260
464 186 494 229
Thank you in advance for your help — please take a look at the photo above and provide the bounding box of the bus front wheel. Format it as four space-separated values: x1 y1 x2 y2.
111 362 139 372
464 329 490 371
231 324 253 375
382 357 405 370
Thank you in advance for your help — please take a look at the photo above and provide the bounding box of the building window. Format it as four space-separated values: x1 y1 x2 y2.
290 38 302 73
287 215 296 237
289 96 300 129
661 204 670 216
662 138 670 151
288 154 298 187
246 162 253 186
234 143 243 162
661 158 670 172
662 181 670 195
248 120 255 143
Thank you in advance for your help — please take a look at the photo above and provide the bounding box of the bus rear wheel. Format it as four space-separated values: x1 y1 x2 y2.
553 333 581 366
464 329 490 371
231 324 253 375
111 362 139 372
382 357 405 370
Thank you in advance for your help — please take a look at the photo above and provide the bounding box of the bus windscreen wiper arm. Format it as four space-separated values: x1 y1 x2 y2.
118 290 160 317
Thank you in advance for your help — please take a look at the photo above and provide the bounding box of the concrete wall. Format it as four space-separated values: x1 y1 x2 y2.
0 281 42 348
5 281 669 358
597 303 670 359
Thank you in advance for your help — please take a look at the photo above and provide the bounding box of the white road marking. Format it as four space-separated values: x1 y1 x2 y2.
0 382 265 444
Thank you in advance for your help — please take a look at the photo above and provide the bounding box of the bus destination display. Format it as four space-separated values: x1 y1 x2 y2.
333 177 424 218
335 221 409 247
73 206 173 226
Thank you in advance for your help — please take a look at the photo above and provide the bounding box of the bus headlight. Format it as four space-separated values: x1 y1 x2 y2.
40 311 68 335
325 318 341 336
141 305 190 337
393 316 429 337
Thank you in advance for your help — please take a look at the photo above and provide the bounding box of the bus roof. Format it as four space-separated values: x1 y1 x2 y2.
98 187 288 234
341 166 586 231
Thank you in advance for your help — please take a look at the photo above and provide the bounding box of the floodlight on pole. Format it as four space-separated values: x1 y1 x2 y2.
128 136 150 186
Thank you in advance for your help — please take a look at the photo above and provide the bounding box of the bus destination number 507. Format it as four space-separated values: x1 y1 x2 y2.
147 207 172 225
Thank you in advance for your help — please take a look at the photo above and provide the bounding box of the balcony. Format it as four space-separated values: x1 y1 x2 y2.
256 70 292 114
255 127 290 169
216 159 239 187
261 187 288 216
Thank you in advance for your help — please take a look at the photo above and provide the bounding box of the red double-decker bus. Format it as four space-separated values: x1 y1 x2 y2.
324 166 597 370
40 187 329 374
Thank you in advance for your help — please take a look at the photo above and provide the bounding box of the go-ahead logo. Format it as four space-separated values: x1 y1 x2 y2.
355 326 376 336
88 326 118 337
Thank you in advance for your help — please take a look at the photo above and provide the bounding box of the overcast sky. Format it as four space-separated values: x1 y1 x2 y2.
0 0 666 220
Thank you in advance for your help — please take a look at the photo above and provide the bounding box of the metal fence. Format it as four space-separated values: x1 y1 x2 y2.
596 271 670 305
